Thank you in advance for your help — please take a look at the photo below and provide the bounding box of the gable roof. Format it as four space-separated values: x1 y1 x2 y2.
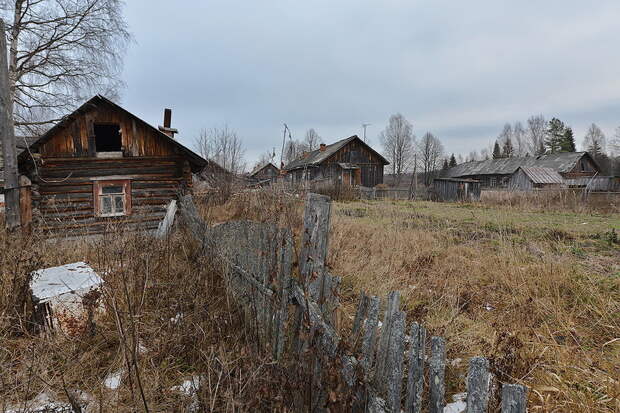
249 162 279 177
17 95 207 171
517 167 564 184
283 135 389 170
444 152 596 178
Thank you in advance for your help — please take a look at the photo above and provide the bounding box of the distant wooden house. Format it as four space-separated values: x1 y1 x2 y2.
443 152 600 188
508 167 564 191
432 178 481 202
14 95 207 235
249 162 279 186
283 136 389 187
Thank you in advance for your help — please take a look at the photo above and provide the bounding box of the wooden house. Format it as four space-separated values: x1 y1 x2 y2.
508 167 564 191
249 162 279 186
15 95 207 235
283 136 389 187
443 152 600 188
432 178 481 202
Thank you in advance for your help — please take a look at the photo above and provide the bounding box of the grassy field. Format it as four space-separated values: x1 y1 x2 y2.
329 199 619 412
0 193 617 412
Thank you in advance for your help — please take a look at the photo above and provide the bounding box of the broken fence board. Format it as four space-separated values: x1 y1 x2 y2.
374 291 400 389
386 310 406 413
429 336 446 413
466 357 490 413
405 322 426 413
360 296 380 372
501 384 528 413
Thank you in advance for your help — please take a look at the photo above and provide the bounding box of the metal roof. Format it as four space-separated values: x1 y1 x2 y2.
518 167 564 184
444 152 594 178
283 135 389 170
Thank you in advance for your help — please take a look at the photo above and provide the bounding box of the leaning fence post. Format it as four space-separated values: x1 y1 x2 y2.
386 310 406 413
466 357 490 413
429 336 446 413
405 322 426 413
360 296 380 373
501 384 528 413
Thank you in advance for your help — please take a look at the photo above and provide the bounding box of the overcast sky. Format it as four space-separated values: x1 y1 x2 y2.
120 1 620 166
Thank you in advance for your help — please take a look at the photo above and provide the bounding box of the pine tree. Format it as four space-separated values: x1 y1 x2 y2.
560 127 576 152
442 158 449 170
492 141 502 159
449 153 457 167
502 137 514 157
545 118 566 153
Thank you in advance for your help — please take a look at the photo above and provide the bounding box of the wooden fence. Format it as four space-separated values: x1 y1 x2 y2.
179 193 528 412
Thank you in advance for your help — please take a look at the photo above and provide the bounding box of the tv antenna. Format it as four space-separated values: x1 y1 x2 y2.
279 123 292 168
362 123 371 142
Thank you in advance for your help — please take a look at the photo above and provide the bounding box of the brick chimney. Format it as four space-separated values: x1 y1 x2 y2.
158 108 178 139
319 143 326 152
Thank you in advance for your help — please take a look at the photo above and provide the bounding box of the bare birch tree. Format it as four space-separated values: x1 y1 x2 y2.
1 0 131 134
513 121 527 156
303 128 321 151
417 132 444 186
194 125 246 174
526 115 547 155
379 113 414 185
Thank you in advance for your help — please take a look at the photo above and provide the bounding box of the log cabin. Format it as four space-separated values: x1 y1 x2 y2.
283 136 389 187
248 162 279 186
15 95 207 235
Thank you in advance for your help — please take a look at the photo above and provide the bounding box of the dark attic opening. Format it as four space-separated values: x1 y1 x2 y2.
94 123 122 152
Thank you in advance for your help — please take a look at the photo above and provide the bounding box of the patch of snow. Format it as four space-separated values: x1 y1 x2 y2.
170 312 184 324
450 358 462 367
483 303 495 311
444 392 467 413
171 375 203 397
104 370 123 390
31 262 103 302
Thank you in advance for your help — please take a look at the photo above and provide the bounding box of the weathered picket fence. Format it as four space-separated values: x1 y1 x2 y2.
179 193 528 412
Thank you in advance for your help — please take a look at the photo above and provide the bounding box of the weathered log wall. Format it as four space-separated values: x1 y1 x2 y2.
33 157 190 235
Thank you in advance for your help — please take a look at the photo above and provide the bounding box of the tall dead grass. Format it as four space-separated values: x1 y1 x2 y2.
481 189 620 214
0 221 298 411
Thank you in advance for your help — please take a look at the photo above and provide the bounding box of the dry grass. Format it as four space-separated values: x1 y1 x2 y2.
481 189 620 214
0 221 297 411
205 192 619 412
1 190 618 412
329 200 619 413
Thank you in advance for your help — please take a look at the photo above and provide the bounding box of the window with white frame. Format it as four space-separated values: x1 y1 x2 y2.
490 177 496 187
94 180 131 217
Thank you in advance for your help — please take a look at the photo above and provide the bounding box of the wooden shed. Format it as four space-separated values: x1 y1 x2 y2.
15 95 207 235
432 178 481 202
508 167 564 191
249 162 279 186
283 136 389 187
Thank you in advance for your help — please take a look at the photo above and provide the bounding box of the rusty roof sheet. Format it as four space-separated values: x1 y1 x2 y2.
518 167 564 184
444 152 592 177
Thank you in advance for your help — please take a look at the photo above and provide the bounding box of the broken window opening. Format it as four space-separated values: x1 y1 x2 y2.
94 123 122 153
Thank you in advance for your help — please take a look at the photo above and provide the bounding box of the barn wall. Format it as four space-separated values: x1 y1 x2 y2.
32 156 190 235
322 140 385 187
508 169 534 191
433 180 481 202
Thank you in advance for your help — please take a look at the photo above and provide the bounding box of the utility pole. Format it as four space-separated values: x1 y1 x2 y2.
0 19 20 231
362 123 371 142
